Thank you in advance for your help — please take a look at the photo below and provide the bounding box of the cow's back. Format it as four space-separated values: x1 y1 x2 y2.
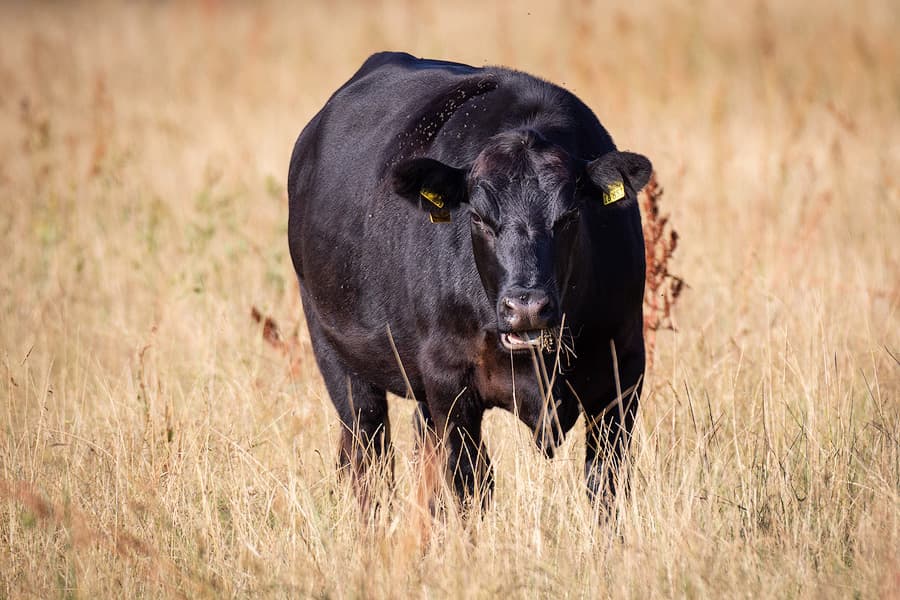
288 53 482 204
287 53 484 279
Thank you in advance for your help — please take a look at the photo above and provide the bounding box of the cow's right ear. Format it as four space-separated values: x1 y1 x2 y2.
391 158 469 219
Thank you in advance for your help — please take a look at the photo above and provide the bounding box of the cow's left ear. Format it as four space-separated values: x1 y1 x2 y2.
584 151 652 205
391 158 469 221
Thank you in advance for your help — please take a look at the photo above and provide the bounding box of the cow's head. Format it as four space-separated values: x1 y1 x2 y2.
392 129 651 352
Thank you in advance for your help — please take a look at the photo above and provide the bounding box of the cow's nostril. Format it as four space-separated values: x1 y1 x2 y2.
499 288 558 332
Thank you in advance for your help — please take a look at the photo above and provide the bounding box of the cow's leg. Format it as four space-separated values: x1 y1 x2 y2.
332 372 392 509
428 392 493 512
584 376 642 510
304 318 391 511
412 400 440 509
411 400 441 528
412 400 432 444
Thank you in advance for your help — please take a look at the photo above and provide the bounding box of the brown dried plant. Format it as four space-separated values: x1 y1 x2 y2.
639 173 684 369
251 306 303 377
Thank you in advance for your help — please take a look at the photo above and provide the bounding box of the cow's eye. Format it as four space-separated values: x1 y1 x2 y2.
469 211 497 236
553 209 580 231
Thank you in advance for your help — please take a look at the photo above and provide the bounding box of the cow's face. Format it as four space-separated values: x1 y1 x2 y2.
392 130 651 352
465 133 579 351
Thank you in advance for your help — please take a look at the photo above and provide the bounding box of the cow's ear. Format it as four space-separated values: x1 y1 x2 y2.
391 158 469 218
584 151 652 205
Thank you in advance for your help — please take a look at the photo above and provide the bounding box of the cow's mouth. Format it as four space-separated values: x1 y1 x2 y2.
500 330 546 352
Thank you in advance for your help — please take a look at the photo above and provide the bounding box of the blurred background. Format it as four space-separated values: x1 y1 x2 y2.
1 1 897 597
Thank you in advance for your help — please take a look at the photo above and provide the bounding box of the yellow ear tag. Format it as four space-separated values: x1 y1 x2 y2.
420 188 451 223
428 209 452 223
420 188 444 208
603 181 625 205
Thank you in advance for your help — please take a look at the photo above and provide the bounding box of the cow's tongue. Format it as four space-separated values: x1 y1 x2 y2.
508 331 540 343
501 330 544 350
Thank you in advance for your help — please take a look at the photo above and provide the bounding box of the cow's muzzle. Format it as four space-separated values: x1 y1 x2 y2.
498 287 559 351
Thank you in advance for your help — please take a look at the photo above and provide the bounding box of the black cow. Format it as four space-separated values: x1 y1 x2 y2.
288 52 651 511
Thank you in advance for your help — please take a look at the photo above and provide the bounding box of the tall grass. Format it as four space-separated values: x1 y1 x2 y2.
1 1 898 597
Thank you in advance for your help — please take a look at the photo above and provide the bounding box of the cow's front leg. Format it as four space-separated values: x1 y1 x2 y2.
336 391 392 500
584 377 641 510
428 389 494 512
304 306 392 513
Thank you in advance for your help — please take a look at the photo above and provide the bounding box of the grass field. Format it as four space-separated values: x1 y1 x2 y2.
2 1 898 597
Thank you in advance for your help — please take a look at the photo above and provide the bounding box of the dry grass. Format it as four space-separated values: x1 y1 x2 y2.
2 1 898 598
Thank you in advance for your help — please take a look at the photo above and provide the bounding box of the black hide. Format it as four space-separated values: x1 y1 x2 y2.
287 52 651 508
